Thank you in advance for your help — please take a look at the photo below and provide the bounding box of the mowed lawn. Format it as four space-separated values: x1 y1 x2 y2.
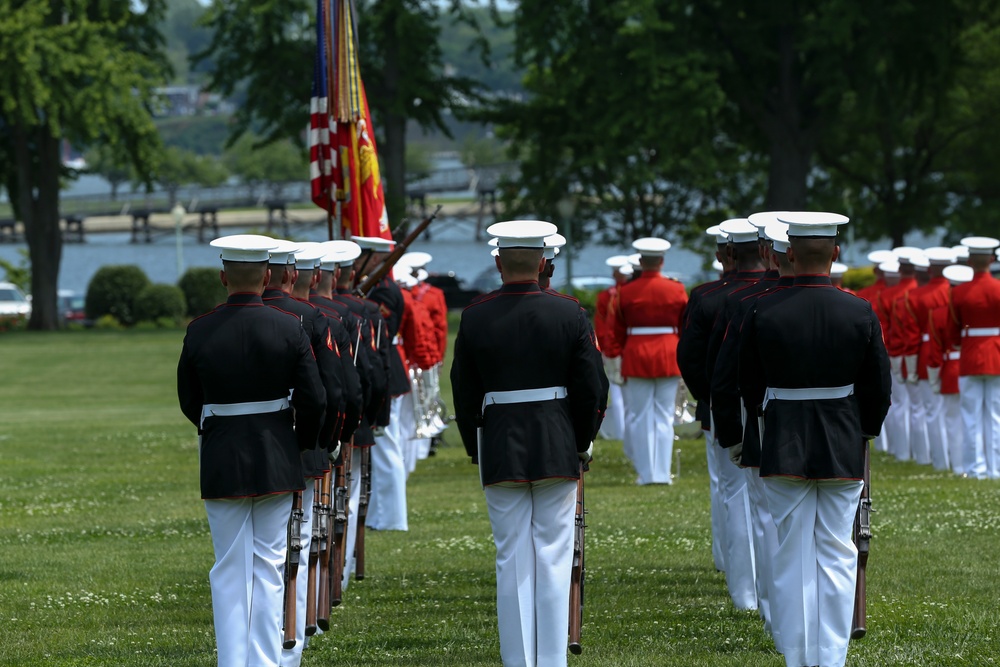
1 326 999 666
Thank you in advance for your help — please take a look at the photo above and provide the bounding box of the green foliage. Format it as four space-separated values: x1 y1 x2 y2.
85 265 152 326
178 266 226 317
93 313 124 330
222 134 307 198
0 249 30 292
0 313 28 333
152 146 229 203
568 286 599 318
155 115 233 155
83 144 134 200
135 283 187 325
843 266 877 291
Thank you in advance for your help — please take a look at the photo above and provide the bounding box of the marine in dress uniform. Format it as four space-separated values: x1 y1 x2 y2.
594 255 632 442
948 236 1000 479
737 213 891 667
607 237 688 485
177 235 326 667
451 220 607 667
408 261 450 458
537 232 566 290
353 236 412 531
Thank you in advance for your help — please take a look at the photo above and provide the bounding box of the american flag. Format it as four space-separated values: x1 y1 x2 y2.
309 0 333 212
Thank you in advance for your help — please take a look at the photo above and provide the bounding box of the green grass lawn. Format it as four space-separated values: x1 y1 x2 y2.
1 327 998 666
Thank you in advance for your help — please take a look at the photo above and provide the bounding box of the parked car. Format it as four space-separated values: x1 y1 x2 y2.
425 272 485 310
0 281 31 320
58 289 90 326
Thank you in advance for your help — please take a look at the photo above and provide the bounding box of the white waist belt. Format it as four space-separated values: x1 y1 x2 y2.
763 384 854 410
627 326 677 335
482 386 568 412
963 327 1000 337
201 397 290 428
921 333 930 342
946 351 961 361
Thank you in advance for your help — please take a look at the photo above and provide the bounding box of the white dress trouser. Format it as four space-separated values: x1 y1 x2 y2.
599 383 625 442
959 375 1000 479
923 382 949 471
398 390 419 477
764 477 863 667
886 370 910 461
485 479 576 667
342 445 362 591
622 376 679 484
944 395 964 475
705 430 726 573
718 455 757 610
746 468 778 647
280 483 313 666
368 395 408 530
908 381 931 465
205 493 293 667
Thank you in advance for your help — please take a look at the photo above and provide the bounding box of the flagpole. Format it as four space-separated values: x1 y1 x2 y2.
324 0 339 240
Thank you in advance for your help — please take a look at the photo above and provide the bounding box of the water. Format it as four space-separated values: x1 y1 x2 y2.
0 216 706 294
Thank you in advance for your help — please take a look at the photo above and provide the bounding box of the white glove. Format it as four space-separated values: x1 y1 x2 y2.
328 441 342 462
927 366 941 394
578 441 594 463
904 355 919 384
728 443 743 467
603 355 624 385
889 356 904 383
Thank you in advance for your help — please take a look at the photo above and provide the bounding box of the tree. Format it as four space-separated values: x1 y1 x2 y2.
0 0 170 330
83 144 134 201
153 146 228 206
223 134 308 200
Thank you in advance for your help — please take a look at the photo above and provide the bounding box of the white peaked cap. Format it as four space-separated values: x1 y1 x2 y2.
267 239 301 265
879 260 901 275
606 255 631 268
210 234 278 263
960 236 1000 255
764 221 790 253
400 251 432 268
487 220 558 248
292 242 325 270
719 218 757 244
416 268 428 282
951 245 970 260
892 246 924 263
830 262 849 277
321 240 363 268
911 254 930 269
619 263 634 276
706 225 729 244
627 253 642 267
867 249 896 264
352 235 395 252
923 247 956 265
748 211 788 239
632 237 671 256
943 264 974 284
490 247 499 257
544 233 567 260
392 263 417 287
712 259 724 272
778 211 849 237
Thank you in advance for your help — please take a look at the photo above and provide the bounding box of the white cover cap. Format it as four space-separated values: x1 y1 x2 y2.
706 225 729 244
632 237 671 256
718 218 757 244
960 236 1000 255
400 251 432 268
923 247 956 265
879 260 901 276
943 264 974 284
911 254 930 270
352 235 395 252
321 240 363 268
487 220 557 248
392 264 417 288
951 245 970 260
416 268 429 283
748 211 788 239
778 211 849 237
267 239 301 265
210 234 278 263
711 259 723 272
619 263 634 276
606 255 631 268
627 253 642 267
763 221 790 253
292 242 326 270
830 262 848 277
892 246 924 264
544 233 567 260
867 249 895 264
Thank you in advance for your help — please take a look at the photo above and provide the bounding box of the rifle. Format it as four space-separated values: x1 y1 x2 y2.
355 445 372 580
568 462 587 655
329 446 351 607
851 441 872 640
305 478 324 637
353 205 442 298
316 470 333 631
282 491 304 650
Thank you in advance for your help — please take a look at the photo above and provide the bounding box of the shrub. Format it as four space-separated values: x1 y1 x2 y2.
843 266 876 291
94 314 124 330
135 283 186 324
178 267 226 317
85 265 151 326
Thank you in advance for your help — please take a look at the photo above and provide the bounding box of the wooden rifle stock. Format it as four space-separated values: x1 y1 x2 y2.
851 441 872 640
355 446 372 580
282 491 304 650
353 205 442 298
568 462 587 654
316 470 333 631
330 449 350 607
305 478 322 637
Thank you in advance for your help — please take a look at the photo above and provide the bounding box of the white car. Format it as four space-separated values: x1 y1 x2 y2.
0 281 31 319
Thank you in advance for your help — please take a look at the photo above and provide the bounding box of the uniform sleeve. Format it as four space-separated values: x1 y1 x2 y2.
678 297 712 403
605 290 625 359
855 310 893 439
331 319 363 443
736 306 766 414
450 317 484 460
568 309 610 451
176 334 203 429
710 315 743 448
704 297 733 398
290 326 327 452
312 316 345 452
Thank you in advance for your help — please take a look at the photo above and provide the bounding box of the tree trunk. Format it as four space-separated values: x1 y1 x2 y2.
15 123 63 331
765 132 813 210
380 14 407 236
